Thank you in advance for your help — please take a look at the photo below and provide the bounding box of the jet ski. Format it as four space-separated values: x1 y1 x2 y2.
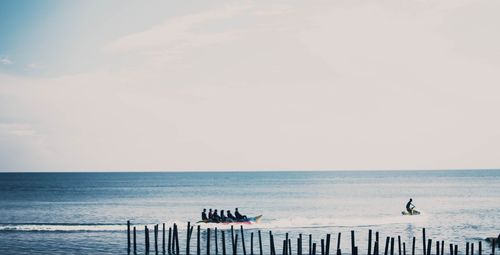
402 209 421 215
197 215 263 225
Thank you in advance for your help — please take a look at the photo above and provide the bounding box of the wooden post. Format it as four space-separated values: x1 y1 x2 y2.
283 240 287 255
390 237 394 255
155 225 158 254
351 231 356 255
207 228 211 255
450 243 453 255
326 234 331 255
442 241 445 255
175 224 180 255
270 232 275 255
310 234 313 255
168 227 172 255
240 226 247 255
471 243 474 255
374 241 379 255
412 237 416 255
250 232 254 255
289 239 292 255
298 236 302 255
258 230 263 255
186 222 191 255
436 241 440 255
133 227 137 253
163 223 166 253
376 232 380 254
127 221 131 251
222 230 227 255
368 230 372 255
231 226 235 255
454 245 458 255
403 243 406 255
478 241 482 255
398 236 401 255
215 228 219 255
384 237 390 255
312 243 317 255
423 228 426 255
197 225 201 255
321 239 325 255
234 234 239 255
427 239 432 255
285 233 289 255
145 226 150 253
337 233 342 252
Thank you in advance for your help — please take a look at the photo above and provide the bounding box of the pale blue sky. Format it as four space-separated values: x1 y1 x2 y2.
1 0 500 171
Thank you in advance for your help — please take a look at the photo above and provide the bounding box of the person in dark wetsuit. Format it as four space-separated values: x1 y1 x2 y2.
212 209 220 223
235 208 247 221
226 210 236 222
201 209 208 221
406 198 415 214
220 210 226 222
208 209 213 221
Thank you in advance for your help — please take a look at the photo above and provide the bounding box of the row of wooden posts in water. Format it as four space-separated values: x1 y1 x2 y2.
126 221 498 255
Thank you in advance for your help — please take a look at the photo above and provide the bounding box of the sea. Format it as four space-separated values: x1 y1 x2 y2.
0 170 499 254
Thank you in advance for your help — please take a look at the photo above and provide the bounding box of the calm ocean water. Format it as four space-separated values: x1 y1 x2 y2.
0 170 499 254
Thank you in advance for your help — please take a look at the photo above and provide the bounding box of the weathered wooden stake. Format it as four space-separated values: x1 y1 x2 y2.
133 226 137 253
310 234 313 255
403 242 406 255
155 225 158 254
222 230 227 255
231 226 236 255
197 225 201 255
258 230 263 255
312 243 317 255
186 222 191 255
207 228 211 255
326 234 331 255
215 228 219 255
128 220 131 251
163 223 166 253
240 226 247 255
368 230 372 255
471 243 474 255
145 226 150 253
250 232 254 255
168 227 172 255
351 231 356 255
412 237 416 255
321 239 325 255
478 241 482 255
398 236 401 255
450 243 453 255
337 232 342 251
427 239 432 255
390 237 394 255
234 234 239 255
423 228 427 255
384 237 390 255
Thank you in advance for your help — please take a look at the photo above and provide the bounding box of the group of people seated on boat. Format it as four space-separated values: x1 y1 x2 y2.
201 208 248 223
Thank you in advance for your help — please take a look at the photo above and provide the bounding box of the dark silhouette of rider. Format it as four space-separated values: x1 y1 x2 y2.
208 209 213 220
406 198 415 214
220 210 226 222
235 208 247 221
212 209 220 223
201 209 208 221
226 210 236 222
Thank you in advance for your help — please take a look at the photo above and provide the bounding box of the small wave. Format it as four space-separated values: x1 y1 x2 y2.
0 223 126 232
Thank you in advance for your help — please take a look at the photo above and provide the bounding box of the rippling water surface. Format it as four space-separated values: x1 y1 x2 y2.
0 170 499 254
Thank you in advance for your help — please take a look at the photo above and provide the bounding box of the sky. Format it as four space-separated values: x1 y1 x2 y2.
1 0 500 172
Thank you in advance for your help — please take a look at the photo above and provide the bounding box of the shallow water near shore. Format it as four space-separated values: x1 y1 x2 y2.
0 170 499 254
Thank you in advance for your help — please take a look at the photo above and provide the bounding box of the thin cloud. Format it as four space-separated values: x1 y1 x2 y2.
0 56 13 65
